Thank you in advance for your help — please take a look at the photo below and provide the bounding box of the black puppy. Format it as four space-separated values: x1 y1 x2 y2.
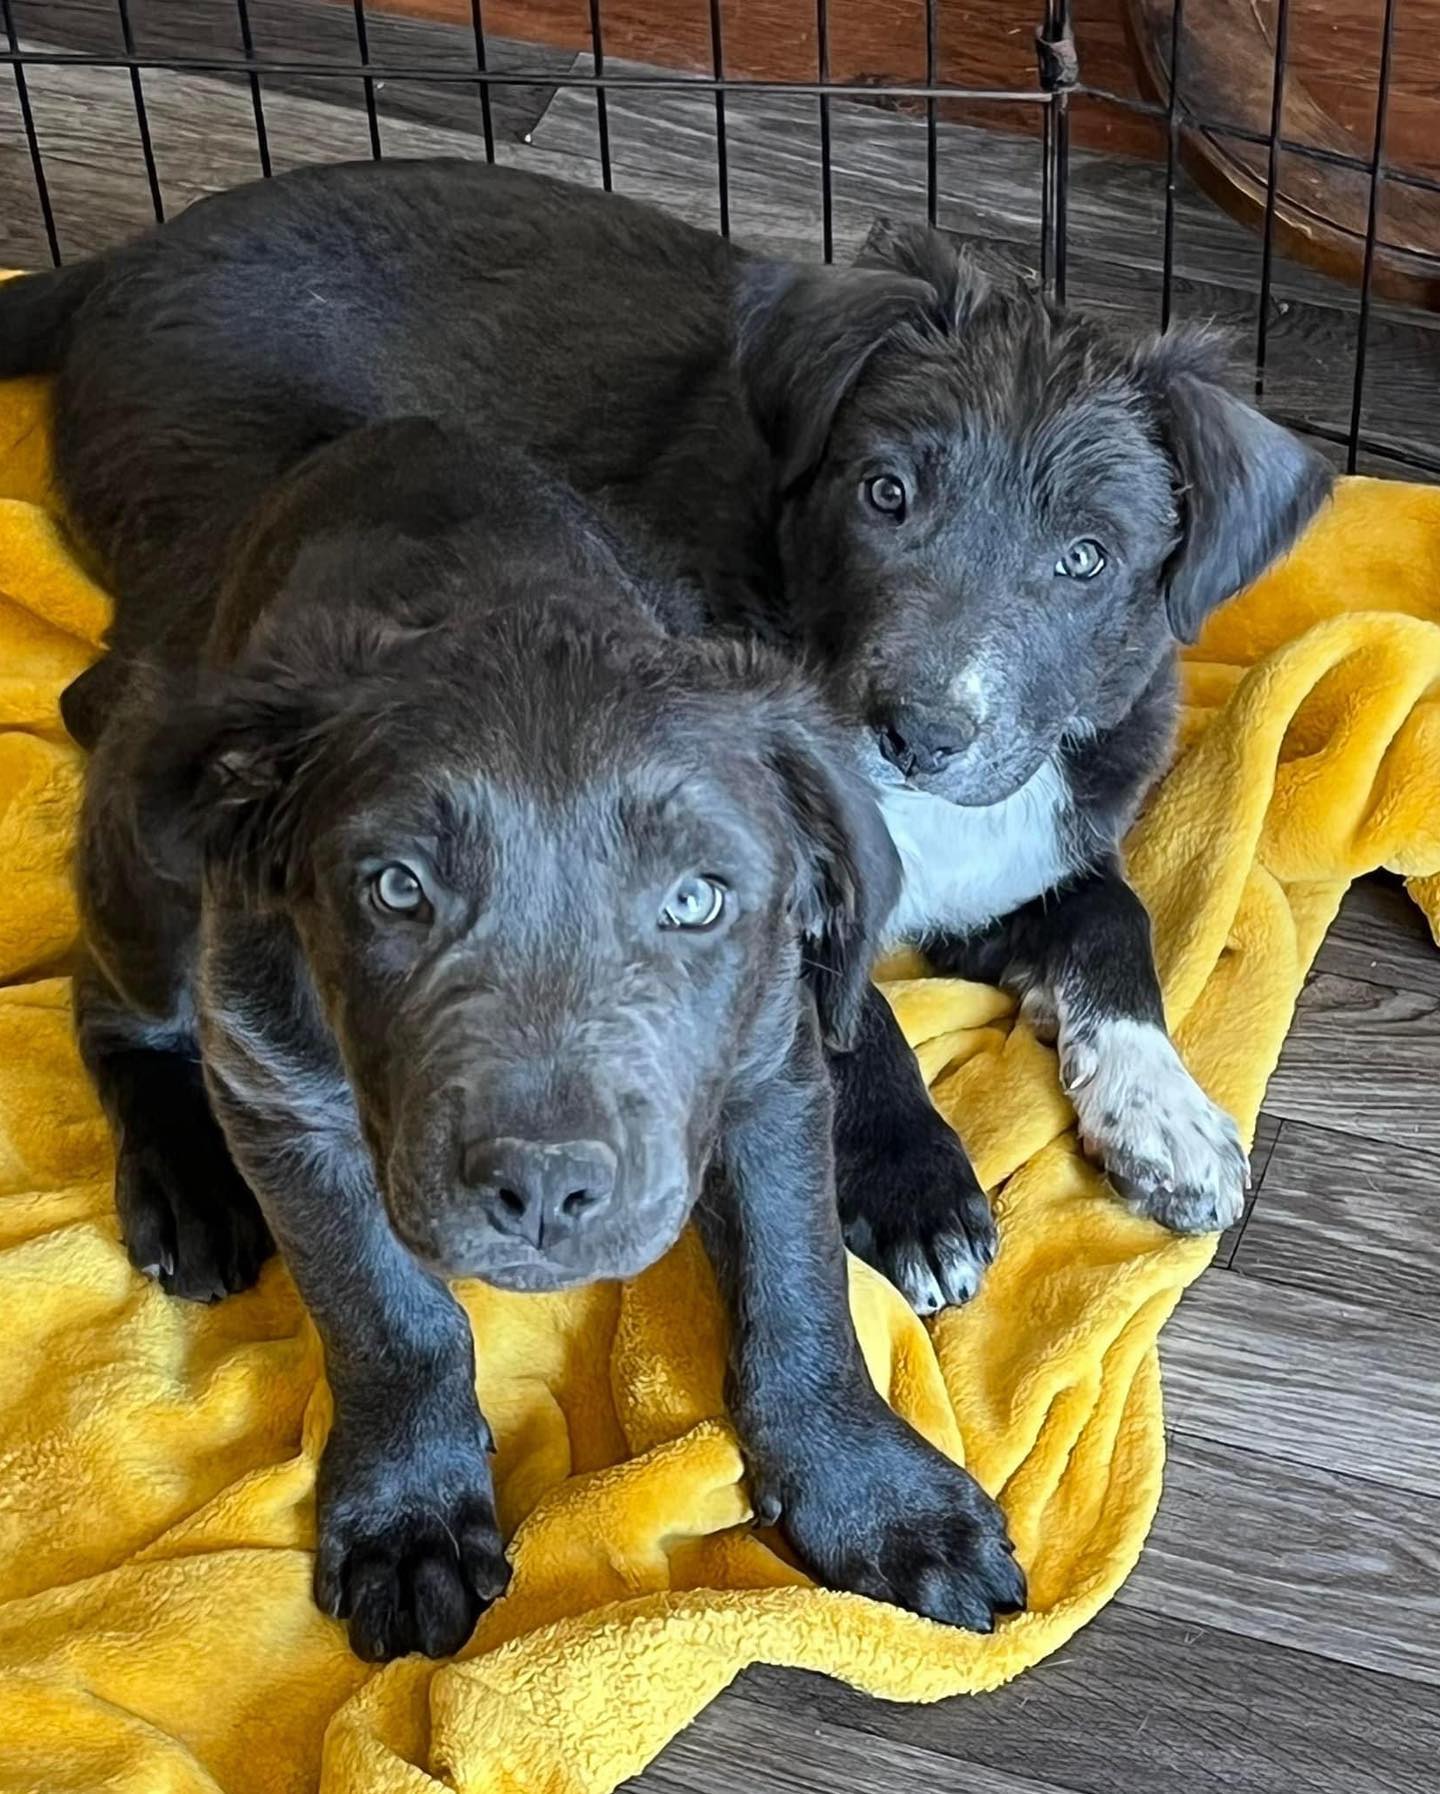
37 408 1023 1657
1 160 1331 1320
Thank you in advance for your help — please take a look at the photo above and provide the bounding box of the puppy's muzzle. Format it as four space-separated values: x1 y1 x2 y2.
875 700 979 780
460 1134 617 1250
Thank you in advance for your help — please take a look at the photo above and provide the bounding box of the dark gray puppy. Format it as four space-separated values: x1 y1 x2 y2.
0 159 1331 1323
51 413 1023 1658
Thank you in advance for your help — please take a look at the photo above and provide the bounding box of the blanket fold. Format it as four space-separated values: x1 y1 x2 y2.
1 370 1437 1794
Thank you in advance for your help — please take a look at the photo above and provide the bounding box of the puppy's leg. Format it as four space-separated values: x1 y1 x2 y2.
75 707 274 1298
941 860 1248 1234
830 985 995 1314
203 913 507 1662
76 963 274 1300
701 1011 1023 1630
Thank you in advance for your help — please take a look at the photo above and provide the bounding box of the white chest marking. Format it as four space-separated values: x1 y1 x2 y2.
875 757 1078 942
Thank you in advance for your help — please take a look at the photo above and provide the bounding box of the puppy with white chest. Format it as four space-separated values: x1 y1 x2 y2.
0 163 1332 1320
775 233 1332 1309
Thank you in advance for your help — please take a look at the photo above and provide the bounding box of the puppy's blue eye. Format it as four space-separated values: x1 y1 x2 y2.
865 474 908 518
1056 538 1107 579
660 875 726 931
372 863 429 918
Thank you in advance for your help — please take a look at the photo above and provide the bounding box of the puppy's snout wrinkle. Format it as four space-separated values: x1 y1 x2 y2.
461 1135 617 1249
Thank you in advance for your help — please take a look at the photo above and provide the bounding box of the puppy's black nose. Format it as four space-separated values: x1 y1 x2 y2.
876 704 977 779
462 1137 617 1249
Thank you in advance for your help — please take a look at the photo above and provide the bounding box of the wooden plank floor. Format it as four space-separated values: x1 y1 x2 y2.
3 10 1439 1789
8 9 1439 477
636 879 1440 1794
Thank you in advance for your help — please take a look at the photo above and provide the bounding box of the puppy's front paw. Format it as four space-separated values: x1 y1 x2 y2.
117 1123 273 1303
839 1105 996 1315
1063 1020 1248 1233
749 1397 1024 1631
315 1425 510 1662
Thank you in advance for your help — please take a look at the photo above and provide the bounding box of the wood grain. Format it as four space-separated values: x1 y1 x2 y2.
1312 876 1440 1000
0 42 579 262
13 15 1440 475
1215 1109 1283 1268
729 1607 1440 1794
1127 0 1440 308
1261 973 1440 1152
530 58 1440 464
1290 0 1440 183
1120 1433 1440 1684
1062 254 1440 466
306 0 1168 162
9 0 574 154
308 0 1440 204
535 53 1440 314
633 1683 1069 1793
1161 1267 1440 1497
1233 1121 1440 1322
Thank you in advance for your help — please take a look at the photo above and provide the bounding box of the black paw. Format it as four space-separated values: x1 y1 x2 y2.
838 1106 996 1314
116 1116 274 1302
750 1396 1024 1631
315 1428 510 1662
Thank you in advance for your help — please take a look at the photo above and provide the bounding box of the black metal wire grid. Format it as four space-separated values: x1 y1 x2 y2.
0 0 1424 474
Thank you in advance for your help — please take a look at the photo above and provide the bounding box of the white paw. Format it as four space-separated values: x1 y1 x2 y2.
1062 1020 1248 1233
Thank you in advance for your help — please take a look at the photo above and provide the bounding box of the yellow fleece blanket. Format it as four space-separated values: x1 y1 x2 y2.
1 369 1438 1794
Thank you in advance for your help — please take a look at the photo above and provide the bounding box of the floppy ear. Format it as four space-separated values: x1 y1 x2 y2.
857 216 995 323
734 260 935 491
1137 329 1333 642
767 722 902 1052
140 666 354 904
